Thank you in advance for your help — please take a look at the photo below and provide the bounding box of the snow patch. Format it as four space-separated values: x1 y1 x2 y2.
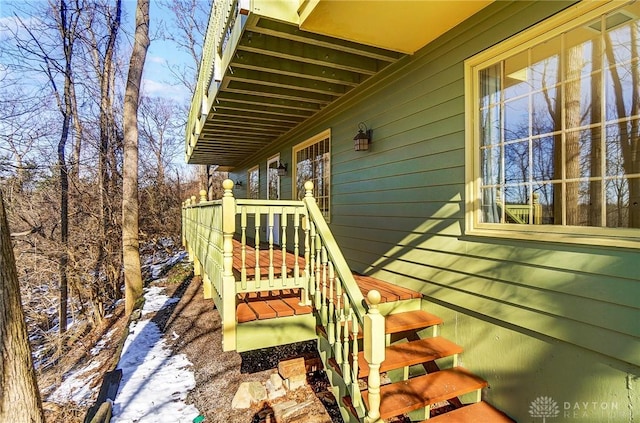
111 285 199 423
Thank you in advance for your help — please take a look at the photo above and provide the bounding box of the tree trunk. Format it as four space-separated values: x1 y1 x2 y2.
57 0 76 335
122 0 150 315
564 45 583 226
605 29 640 228
0 191 45 423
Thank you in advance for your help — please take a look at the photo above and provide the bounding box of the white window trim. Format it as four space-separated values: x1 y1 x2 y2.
464 0 640 249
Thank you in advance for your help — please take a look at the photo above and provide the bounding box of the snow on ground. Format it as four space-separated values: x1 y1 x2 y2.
48 326 119 406
111 284 200 423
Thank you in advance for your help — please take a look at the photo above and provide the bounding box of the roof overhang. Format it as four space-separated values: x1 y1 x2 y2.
298 0 494 54
185 0 494 168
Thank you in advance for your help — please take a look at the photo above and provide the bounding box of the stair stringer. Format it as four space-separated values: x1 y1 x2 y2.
316 334 365 423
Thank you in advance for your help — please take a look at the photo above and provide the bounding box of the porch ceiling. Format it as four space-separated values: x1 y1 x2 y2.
187 15 404 168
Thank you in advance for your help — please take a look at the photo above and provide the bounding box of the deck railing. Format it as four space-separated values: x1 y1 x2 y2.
182 179 383 419
186 0 242 158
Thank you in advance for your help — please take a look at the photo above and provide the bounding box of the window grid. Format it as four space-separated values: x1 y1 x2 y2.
293 130 331 220
468 0 640 245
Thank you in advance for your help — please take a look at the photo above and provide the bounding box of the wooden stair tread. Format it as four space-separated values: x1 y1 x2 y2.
386 310 443 334
267 299 296 317
357 336 463 378
246 300 278 320
425 401 515 422
236 302 258 323
281 297 313 314
361 367 488 420
354 274 422 302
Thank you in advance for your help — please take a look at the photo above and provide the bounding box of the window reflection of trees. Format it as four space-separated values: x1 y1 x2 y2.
295 137 330 218
479 4 639 229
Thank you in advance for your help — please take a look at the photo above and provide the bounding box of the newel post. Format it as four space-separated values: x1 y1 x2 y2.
221 179 237 351
364 290 385 423
302 180 315 306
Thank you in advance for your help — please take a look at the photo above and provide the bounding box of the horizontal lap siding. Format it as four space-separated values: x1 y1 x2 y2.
328 0 640 369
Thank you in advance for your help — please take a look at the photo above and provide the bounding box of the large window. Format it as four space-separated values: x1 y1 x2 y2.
293 129 331 219
466 1 640 248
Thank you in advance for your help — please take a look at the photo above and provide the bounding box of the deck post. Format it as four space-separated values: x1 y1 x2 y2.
221 179 237 351
185 198 196 264
364 290 385 423
198 190 212 299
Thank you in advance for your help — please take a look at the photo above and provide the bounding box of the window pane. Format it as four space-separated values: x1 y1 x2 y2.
480 187 500 223
578 128 603 179
605 123 626 177
566 180 594 226
504 97 529 141
248 167 259 199
504 51 529 98
503 184 529 205
606 178 629 228
532 86 559 135
532 136 556 181
530 36 561 91
504 140 529 185
481 146 501 186
534 182 558 225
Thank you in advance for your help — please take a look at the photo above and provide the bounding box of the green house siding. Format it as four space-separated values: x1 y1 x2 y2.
227 1 639 420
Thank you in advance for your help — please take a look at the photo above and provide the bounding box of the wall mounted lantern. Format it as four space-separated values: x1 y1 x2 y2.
277 162 288 177
354 122 371 151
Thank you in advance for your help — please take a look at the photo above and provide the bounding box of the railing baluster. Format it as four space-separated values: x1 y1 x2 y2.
254 210 260 289
312 223 321 310
241 207 247 289
328 262 335 346
293 208 300 286
320 246 328 326
334 274 343 365
342 306 351 385
281 209 287 287
268 210 275 287
351 311 361 408
303 212 310 288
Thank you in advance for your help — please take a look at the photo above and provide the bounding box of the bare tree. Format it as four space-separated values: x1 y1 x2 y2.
605 28 640 228
0 190 45 423
158 0 210 93
82 0 123 323
13 0 86 335
122 0 150 315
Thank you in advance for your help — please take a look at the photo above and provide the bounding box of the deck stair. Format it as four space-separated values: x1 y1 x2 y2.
182 183 514 422
230 246 514 422
317 295 515 422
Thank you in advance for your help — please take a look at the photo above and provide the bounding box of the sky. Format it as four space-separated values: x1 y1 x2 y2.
0 0 209 174
0 0 207 104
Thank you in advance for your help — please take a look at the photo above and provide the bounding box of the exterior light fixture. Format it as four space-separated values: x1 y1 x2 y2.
277 162 288 177
354 122 371 151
